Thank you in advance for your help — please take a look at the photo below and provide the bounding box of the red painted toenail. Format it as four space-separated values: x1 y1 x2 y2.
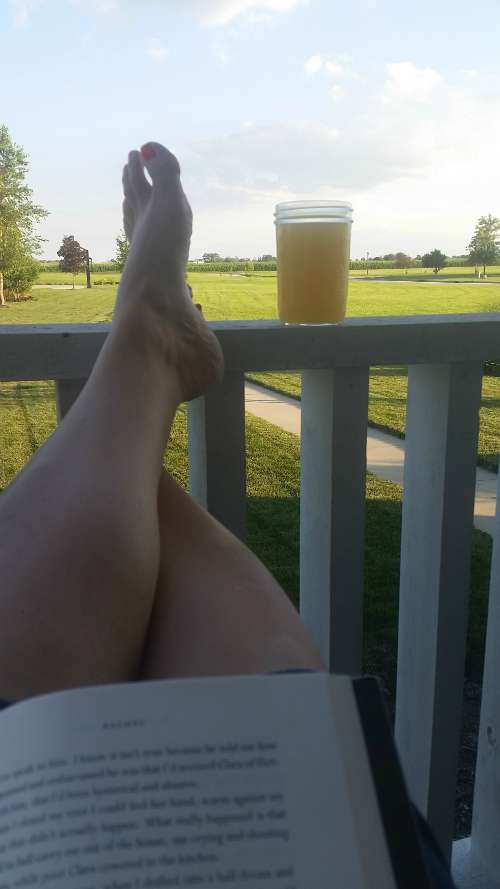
141 144 156 161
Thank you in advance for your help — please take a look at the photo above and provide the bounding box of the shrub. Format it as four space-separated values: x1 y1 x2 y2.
4 255 39 300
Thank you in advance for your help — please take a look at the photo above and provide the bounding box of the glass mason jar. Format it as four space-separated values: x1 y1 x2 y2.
274 200 353 324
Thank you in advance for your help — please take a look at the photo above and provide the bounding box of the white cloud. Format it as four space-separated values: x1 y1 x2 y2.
325 60 344 77
183 115 430 207
8 0 39 26
23 0 304 26
71 0 120 14
304 54 347 80
145 38 168 62
189 65 499 257
305 54 323 75
385 62 442 103
182 0 305 26
330 84 344 102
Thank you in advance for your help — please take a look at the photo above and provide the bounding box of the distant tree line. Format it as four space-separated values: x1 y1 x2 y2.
81 220 500 279
36 215 500 289
349 253 447 273
352 217 500 275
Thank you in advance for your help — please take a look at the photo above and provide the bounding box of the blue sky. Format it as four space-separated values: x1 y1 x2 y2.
2 0 500 259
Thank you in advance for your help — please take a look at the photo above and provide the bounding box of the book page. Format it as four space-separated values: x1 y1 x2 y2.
0 673 391 888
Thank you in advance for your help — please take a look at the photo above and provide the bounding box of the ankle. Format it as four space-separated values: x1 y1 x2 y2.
108 312 184 404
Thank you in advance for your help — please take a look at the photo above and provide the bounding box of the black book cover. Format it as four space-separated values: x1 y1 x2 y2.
352 677 435 888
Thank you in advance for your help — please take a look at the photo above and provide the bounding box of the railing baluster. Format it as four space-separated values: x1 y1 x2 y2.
187 371 246 541
54 378 87 421
470 466 500 881
300 367 369 673
395 362 483 860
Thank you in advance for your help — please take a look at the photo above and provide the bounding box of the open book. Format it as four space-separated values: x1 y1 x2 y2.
0 673 431 888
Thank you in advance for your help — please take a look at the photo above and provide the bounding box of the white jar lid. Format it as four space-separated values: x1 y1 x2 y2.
275 200 353 222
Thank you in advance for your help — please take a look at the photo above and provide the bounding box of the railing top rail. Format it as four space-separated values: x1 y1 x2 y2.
1 313 500 379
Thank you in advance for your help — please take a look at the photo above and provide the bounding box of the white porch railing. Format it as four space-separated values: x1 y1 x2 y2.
2 314 500 887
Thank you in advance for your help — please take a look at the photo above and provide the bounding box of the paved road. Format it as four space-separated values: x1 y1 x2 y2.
245 381 497 536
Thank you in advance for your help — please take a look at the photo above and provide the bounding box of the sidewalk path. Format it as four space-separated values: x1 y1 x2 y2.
245 381 497 536
33 284 86 290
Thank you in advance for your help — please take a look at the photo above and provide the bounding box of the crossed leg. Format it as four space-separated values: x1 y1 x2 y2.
141 471 325 680
0 143 324 704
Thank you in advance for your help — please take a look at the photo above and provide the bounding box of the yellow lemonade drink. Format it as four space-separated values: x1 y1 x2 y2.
275 201 353 324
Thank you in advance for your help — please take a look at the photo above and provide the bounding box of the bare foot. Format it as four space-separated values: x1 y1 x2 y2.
113 142 223 403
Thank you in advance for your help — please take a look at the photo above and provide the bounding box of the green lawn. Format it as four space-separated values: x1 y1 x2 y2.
191 271 500 319
0 379 491 698
36 270 121 287
2 285 118 323
18 268 500 319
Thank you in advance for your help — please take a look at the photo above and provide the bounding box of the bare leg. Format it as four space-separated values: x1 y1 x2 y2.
140 472 325 679
0 144 222 701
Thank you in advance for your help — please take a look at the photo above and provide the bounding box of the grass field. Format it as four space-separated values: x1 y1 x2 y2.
36 270 121 287
16 268 500 319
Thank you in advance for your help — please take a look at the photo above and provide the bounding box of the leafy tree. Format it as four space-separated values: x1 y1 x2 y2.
259 254 275 261
203 252 221 263
0 125 47 305
394 252 412 269
467 215 500 275
422 249 447 275
113 230 129 270
57 235 87 288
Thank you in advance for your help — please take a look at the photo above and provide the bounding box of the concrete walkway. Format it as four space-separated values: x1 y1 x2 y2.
33 284 86 290
245 381 497 536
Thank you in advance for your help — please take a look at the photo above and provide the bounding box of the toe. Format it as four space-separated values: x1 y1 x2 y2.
128 150 152 205
122 198 135 242
122 164 135 203
140 142 182 191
